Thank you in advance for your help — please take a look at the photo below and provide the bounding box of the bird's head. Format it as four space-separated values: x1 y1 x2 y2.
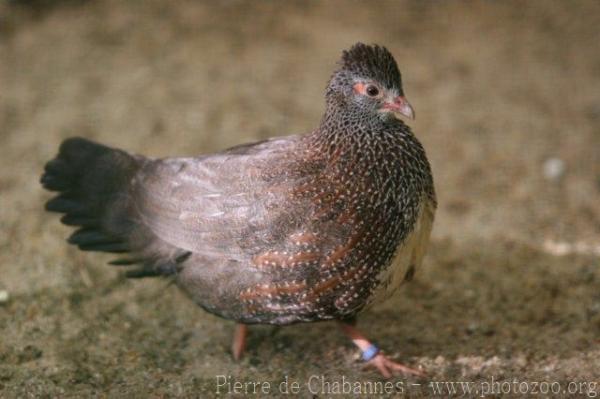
326 43 414 121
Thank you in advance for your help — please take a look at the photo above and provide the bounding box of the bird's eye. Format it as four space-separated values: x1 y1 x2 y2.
366 85 379 97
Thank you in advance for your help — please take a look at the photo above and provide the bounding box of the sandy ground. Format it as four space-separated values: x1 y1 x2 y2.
1 0 599 397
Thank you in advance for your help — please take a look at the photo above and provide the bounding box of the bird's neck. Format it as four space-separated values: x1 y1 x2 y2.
306 104 406 157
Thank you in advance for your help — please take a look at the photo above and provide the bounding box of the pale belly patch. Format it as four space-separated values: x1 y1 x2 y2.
369 199 435 305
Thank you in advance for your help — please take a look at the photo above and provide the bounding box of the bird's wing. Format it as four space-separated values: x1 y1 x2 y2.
129 136 347 261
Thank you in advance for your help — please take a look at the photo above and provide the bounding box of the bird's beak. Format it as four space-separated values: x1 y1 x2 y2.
382 96 415 120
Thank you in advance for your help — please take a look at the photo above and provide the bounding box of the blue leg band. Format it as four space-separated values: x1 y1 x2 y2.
362 344 380 362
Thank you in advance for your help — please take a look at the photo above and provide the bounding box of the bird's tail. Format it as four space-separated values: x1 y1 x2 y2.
41 137 153 274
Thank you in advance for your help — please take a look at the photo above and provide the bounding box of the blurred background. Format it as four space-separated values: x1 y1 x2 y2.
1 0 599 397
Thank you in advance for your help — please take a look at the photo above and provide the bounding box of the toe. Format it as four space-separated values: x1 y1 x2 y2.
388 360 426 377
365 354 425 378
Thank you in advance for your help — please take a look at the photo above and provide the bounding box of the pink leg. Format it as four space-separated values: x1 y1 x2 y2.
232 323 248 361
339 322 425 378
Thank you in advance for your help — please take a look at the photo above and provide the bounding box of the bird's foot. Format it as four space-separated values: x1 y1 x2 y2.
363 353 425 378
338 321 426 378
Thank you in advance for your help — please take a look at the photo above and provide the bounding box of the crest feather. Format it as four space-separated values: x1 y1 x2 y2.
339 43 402 91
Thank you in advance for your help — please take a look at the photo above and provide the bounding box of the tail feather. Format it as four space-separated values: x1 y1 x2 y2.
109 257 145 266
45 196 86 215
124 269 165 279
42 137 189 278
67 228 128 253
60 214 98 227
42 137 139 247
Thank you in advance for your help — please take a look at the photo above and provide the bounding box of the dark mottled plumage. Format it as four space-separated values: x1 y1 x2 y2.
41 43 436 328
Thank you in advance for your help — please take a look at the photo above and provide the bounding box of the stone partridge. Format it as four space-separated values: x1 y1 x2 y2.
41 43 436 377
